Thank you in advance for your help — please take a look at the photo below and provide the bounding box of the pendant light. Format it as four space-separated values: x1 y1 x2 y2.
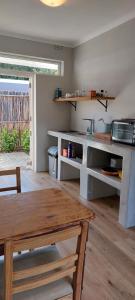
40 0 66 7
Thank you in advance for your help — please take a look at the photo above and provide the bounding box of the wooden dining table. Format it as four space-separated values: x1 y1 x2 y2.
0 188 95 246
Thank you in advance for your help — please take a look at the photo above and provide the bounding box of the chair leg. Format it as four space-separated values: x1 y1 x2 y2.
0 244 4 256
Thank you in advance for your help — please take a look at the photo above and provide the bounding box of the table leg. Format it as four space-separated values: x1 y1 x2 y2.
4 240 13 300
73 221 89 300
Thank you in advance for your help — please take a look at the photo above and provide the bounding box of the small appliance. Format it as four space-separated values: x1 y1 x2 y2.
112 119 135 145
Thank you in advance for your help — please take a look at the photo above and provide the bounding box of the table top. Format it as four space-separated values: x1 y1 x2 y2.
0 188 95 243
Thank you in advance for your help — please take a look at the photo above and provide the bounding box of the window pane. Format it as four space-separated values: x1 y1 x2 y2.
0 55 62 76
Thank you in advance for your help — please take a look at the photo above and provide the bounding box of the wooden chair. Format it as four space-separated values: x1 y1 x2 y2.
1 222 89 300
0 167 21 257
0 167 21 194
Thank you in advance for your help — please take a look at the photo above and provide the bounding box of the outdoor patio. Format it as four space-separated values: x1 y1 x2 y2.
0 151 31 170
0 89 30 165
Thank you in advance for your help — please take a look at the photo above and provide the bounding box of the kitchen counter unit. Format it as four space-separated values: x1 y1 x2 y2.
48 130 135 228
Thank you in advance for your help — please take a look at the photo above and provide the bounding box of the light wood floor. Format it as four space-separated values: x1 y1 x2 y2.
1 169 135 300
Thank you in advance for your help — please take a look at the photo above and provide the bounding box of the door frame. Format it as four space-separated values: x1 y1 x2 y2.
0 67 36 171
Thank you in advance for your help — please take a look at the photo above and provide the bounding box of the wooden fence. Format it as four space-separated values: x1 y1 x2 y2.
0 91 30 150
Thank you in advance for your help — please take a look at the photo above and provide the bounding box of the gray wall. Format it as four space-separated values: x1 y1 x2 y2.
0 35 73 171
71 18 135 132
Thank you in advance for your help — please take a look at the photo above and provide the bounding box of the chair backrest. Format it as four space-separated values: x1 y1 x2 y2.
4 221 89 300
0 167 21 194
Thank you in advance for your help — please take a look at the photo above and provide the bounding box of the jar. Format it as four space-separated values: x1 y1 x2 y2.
63 148 68 157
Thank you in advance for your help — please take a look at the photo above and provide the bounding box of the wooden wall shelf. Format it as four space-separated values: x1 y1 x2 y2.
53 96 115 112
54 96 115 102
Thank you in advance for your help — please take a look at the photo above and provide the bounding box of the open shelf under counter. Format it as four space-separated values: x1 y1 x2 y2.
87 167 121 190
48 129 135 228
60 155 82 170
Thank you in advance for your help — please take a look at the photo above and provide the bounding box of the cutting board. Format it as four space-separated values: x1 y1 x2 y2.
93 132 112 141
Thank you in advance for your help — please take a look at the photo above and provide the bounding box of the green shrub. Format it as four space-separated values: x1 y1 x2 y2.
0 128 19 152
21 129 30 153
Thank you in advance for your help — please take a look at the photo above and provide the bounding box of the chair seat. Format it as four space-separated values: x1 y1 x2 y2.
0 246 73 300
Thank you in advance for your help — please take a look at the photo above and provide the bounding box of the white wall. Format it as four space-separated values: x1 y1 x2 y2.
0 35 72 74
35 74 71 171
71 18 135 132
0 35 73 95
0 35 73 171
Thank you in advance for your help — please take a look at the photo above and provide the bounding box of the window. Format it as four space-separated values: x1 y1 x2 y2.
0 53 63 76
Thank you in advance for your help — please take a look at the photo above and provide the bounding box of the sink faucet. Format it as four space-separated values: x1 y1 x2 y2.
83 119 95 135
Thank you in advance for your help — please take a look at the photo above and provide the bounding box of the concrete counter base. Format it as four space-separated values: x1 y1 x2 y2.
48 130 135 228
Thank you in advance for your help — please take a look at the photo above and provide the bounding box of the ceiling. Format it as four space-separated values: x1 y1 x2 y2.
0 0 135 47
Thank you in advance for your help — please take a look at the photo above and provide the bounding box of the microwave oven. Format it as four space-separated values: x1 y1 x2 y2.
112 119 135 145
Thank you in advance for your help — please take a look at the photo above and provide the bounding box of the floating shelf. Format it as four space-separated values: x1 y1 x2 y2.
53 96 115 112
54 96 115 102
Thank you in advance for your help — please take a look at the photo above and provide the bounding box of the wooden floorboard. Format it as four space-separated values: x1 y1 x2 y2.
0 169 135 300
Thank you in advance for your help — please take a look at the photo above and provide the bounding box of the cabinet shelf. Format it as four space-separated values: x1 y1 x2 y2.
87 167 121 190
53 96 115 111
60 155 82 170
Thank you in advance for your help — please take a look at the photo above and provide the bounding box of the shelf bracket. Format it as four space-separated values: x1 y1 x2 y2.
69 102 77 111
97 99 108 112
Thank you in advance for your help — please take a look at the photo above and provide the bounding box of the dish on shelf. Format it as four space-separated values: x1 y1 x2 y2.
101 167 119 176
118 170 123 179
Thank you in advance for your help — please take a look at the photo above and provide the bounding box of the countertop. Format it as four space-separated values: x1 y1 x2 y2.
48 130 135 155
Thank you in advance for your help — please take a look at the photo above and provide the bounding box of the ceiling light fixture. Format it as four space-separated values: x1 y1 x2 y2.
40 0 66 7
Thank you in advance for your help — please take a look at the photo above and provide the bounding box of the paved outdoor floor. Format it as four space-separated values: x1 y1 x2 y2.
0 152 31 170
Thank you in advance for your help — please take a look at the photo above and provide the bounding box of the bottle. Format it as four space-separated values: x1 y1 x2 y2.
104 90 108 98
68 142 72 158
100 90 104 97
72 146 76 158
82 89 86 96
55 88 62 99
63 148 68 157
58 88 62 98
